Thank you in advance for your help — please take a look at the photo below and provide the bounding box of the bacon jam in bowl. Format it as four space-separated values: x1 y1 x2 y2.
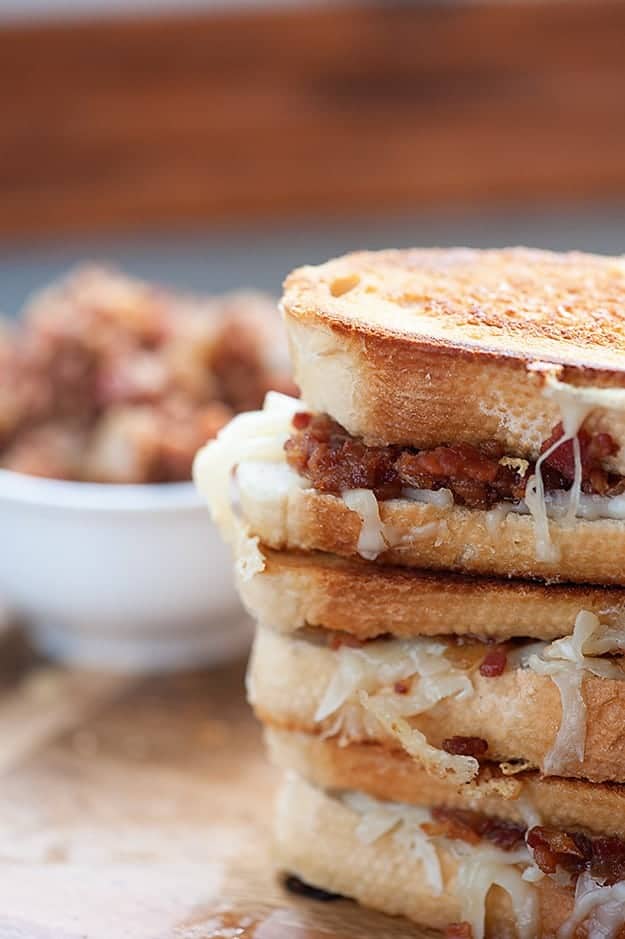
0 266 295 670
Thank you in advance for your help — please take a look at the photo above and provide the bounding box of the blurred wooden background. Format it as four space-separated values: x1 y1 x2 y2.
1 0 625 238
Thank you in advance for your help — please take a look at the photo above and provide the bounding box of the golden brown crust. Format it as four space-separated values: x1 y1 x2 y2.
239 483 625 585
241 548 625 640
282 248 625 465
275 774 575 937
249 628 625 783
267 728 625 838
284 247 625 372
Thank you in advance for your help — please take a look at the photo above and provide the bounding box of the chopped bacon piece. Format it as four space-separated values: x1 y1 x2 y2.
540 422 619 494
527 826 592 878
445 924 473 939
398 443 500 485
284 413 402 499
393 679 410 694
528 825 625 885
292 411 312 430
327 632 365 650
427 807 525 851
421 812 625 887
479 647 508 678
591 836 625 885
423 813 480 845
442 736 488 757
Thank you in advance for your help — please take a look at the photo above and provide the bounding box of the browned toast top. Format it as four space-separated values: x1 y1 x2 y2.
283 247 625 373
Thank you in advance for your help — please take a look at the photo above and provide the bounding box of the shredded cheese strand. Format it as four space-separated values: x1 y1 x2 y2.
342 792 443 895
359 691 478 783
558 872 625 939
527 610 625 774
340 790 537 939
455 850 538 939
525 372 625 560
313 636 476 781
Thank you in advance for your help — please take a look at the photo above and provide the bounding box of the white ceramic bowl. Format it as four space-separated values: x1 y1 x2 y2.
0 470 249 671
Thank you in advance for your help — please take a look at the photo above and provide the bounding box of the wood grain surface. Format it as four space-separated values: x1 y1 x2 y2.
0 630 430 939
1 1 625 237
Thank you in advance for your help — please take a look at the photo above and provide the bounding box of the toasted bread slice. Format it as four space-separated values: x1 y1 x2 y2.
240 548 625 640
267 728 625 839
276 775 598 938
193 392 625 586
249 627 625 784
283 247 625 473
236 467 625 585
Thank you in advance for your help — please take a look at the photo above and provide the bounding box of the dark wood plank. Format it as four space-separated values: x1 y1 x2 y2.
0 1 624 236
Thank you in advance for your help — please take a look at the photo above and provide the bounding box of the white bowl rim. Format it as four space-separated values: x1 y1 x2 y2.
0 468 204 512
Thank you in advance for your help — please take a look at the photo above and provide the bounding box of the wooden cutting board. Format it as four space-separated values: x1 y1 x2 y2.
0 630 431 939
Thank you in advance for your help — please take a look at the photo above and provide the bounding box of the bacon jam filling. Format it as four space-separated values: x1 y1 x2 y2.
427 809 625 888
284 413 622 510
527 826 625 886
424 807 526 852
441 736 489 758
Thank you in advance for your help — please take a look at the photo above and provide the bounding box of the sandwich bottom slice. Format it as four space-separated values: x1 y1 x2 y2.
275 772 625 939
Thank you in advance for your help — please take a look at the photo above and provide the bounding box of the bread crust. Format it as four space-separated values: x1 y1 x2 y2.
249 628 625 783
275 774 576 937
282 248 625 469
267 728 625 839
239 480 625 585
241 548 625 640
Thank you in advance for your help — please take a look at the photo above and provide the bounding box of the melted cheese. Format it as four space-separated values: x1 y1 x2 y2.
313 637 477 781
341 489 451 559
524 374 625 562
527 610 625 774
454 843 538 939
341 791 443 894
558 872 625 939
544 374 625 415
524 448 564 563
193 392 303 579
545 490 625 521
360 691 478 783
341 489 395 560
339 790 537 939
521 863 545 884
487 491 625 527
402 486 454 508
517 795 542 829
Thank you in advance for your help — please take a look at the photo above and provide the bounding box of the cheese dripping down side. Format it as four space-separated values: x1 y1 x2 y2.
314 637 477 783
193 392 304 580
341 489 396 560
527 609 625 775
558 872 625 939
340 790 537 939
453 843 538 939
342 488 452 560
525 373 625 562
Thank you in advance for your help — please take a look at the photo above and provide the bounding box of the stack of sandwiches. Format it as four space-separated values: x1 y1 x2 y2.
194 247 625 938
